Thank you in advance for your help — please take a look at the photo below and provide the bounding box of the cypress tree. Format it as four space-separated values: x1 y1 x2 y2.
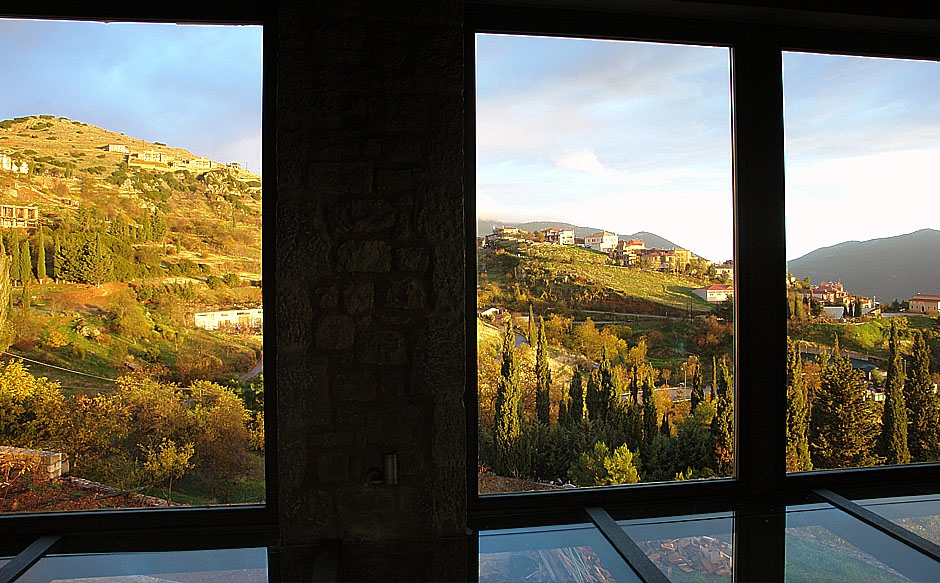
785 339 812 471
810 340 882 469
52 233 60 280
660 413 670 437
880 320 910 464
906 330 940 462
710 361 734 476
586 369 603 421
690 365 704 412
710 356 718 402
534 316 551 426
9 232 20 284
567 371 584 424
36 230 46 282
527 303 534 344
642 373 658 448
19 241 31 284
494 319 523 475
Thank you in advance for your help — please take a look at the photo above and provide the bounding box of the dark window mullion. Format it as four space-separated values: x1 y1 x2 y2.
730 28 788 500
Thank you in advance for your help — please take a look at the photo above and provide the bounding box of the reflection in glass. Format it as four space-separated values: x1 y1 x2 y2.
785 503 940 582
859 494 940 547
476 33 735 495
619 512 733 582
479 523 640 582
15 547 267 583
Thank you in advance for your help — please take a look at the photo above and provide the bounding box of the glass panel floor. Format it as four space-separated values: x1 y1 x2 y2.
477 492 940 582
2 547 267 583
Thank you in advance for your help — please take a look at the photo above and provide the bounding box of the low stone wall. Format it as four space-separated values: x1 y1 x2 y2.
64 476 178 507
0 445 70 480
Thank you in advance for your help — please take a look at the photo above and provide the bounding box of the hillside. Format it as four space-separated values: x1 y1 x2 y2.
477 218 680 249
788 229 940 303
0 115 262 280
479 240 712 315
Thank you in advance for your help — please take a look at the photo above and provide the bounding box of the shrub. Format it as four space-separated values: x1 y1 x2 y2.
43 331 69 348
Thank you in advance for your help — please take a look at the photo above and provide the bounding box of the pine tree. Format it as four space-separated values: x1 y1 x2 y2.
810 340 882 469
906 330 940 462
534 316 551 426
36 230 46 282
786 339 812 471
80 235 113 286
494 319 523 475
19 241 31 284
880 320 910 464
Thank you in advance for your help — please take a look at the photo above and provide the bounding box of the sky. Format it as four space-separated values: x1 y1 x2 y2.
476 34 940 263
0 18 263 174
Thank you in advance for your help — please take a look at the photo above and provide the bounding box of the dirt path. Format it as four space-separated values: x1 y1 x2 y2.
56 281 129 311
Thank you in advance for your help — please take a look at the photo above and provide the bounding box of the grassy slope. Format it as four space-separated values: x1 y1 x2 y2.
485 242 713 313
0 115 262 280
0 115 264 392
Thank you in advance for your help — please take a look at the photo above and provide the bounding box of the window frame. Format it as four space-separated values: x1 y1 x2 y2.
466 3 940 526
0 1 278 549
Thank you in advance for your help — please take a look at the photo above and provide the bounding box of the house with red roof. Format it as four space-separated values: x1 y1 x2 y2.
693 284 734 303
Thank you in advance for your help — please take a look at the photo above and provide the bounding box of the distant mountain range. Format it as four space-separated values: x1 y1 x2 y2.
788 229 940 303
476 219 679 250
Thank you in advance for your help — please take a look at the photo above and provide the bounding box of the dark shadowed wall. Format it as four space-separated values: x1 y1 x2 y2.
276 0 467 576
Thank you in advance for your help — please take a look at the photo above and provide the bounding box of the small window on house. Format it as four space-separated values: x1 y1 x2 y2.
0 18 265 513
475 34 734 493
783 51 940 473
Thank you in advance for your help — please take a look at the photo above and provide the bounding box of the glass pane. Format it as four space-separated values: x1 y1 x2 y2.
783 52 940 473
476 33 734 494
619 512 733 582
859 493 940 546
16 548 267 582
479 523 639 582
0 18 265 513
786 503 940 582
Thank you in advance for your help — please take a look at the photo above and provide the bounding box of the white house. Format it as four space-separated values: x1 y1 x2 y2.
692 284 734 303
193 308 263 331
540 227 575 245
584 231 618 252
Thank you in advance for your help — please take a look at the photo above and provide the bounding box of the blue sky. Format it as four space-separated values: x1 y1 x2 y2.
476 34 940 262
0 18 263 174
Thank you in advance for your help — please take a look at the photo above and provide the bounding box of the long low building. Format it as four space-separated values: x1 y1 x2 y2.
193 308 263 331
909 294 940 314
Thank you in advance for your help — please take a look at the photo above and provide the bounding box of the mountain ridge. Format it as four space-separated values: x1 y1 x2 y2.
787 228 940 303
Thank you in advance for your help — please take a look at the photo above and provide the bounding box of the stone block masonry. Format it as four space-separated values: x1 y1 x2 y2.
0 445 70 480
278 0 465 558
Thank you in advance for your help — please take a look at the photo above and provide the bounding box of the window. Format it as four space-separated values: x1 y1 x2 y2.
784 51 940 474
0 3 275 547
469 17 940 583
475 34 735 494
468 3 940 519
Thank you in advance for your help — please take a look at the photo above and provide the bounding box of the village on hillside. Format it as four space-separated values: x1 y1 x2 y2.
482 224 939 317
